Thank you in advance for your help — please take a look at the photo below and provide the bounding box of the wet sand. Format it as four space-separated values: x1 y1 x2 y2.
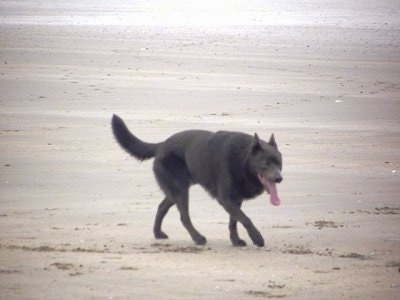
0 1 399 299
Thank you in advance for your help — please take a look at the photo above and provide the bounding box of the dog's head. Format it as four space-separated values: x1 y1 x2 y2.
249 133 282 206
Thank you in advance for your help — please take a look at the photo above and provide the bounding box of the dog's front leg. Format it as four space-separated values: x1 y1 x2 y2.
219 199 264 247
228 200 247 247
229 216 247 247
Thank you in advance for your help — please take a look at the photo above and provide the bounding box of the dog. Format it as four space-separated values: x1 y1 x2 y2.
111 114 283 247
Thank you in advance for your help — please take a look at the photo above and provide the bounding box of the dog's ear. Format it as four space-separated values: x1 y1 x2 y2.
268 133 278 149
251 133 262 153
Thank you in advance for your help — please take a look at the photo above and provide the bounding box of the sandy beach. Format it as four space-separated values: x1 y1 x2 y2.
1 1 399 299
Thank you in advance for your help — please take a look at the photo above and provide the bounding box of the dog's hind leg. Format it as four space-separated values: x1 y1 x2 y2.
153 157 206 245
153 197 175 239
175 191 207 245
229 200 247 247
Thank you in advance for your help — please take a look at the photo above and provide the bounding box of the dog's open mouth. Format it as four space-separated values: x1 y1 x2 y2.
257 174 281 206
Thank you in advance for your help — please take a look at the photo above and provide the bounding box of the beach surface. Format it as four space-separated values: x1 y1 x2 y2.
1 1 399 299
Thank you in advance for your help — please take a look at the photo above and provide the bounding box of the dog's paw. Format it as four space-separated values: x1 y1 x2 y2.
194 235 207 245
253 239 265 247
250 230 265 247
154 231 169 239
232 239 247 247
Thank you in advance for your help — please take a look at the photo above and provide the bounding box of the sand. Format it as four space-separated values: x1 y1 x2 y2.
0 1 399 299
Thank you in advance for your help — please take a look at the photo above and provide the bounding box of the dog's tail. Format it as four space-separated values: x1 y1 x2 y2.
111 114 162 161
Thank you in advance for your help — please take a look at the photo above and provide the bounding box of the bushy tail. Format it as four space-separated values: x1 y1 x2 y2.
111 114 162 161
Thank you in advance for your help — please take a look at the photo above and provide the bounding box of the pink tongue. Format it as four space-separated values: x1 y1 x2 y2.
266 181 281 206
257 174 281 206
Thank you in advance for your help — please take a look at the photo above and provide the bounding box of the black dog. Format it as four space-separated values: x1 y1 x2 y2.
112 115 283 247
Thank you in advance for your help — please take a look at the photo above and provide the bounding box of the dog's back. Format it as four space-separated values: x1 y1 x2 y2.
158 130 259 198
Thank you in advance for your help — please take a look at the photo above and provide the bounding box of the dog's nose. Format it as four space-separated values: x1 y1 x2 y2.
274 176 283 183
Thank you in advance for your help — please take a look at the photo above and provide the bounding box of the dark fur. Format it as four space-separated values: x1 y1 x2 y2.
112 114 283 247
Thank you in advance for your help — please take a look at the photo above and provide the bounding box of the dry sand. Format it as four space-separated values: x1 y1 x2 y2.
1 1 400 299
